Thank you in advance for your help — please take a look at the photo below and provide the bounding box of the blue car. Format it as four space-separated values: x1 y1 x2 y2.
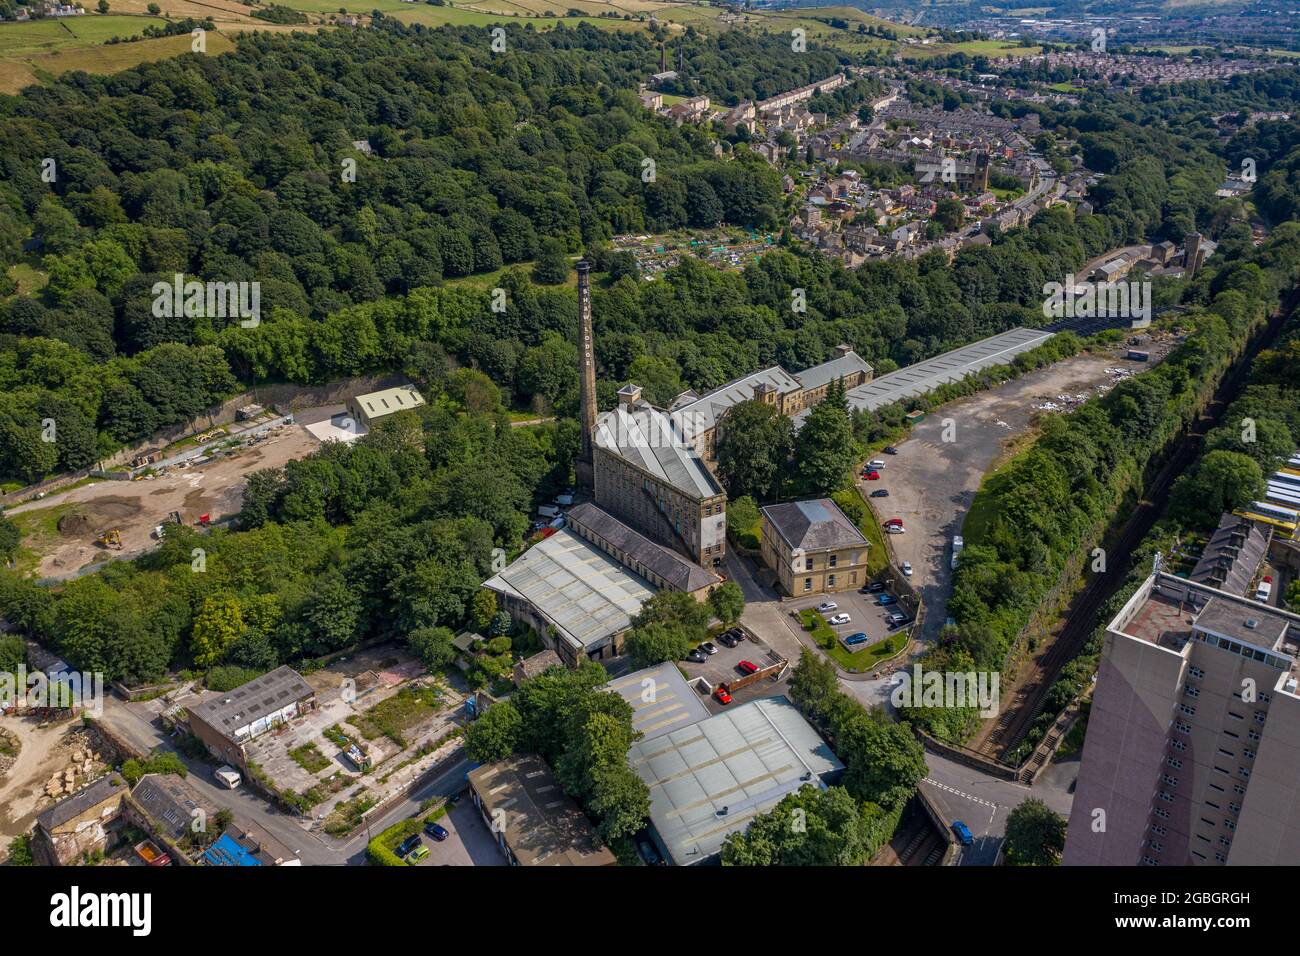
952 821 974 846
877 594 897 606
425 822 450 842
843 632 869 646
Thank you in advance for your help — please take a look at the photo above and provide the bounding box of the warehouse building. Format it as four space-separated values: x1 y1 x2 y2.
627 696 844 865
187 666 317 770
482 528 657 666
468 754 616 866
604 662 711 742
345 384 426 428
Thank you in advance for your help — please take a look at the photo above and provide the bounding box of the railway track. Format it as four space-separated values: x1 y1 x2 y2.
972 287 1300 764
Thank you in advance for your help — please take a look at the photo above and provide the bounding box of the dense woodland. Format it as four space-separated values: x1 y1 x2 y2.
0 25 1296 714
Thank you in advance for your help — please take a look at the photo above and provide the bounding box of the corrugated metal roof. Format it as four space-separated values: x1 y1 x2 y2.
604 663 711 742
567 502 719 593
798 327 1054 421
483 529 656 653
792 351 873 392
627 697 844 865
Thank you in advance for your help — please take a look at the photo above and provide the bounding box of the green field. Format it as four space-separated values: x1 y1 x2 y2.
0 14 168 57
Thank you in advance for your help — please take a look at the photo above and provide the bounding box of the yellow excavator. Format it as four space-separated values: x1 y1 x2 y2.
96 529 123 550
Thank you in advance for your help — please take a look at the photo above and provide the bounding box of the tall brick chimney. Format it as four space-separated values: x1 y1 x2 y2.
575 259 597 491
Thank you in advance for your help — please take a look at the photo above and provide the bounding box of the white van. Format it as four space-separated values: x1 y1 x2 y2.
214 766 242 789
1256 577 1273 602
537 504 560 519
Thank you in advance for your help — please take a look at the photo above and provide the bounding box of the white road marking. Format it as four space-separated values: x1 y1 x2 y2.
923 777 998 809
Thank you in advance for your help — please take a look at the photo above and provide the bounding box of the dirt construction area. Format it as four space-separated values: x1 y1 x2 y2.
8 423 322 578
0 718 116 849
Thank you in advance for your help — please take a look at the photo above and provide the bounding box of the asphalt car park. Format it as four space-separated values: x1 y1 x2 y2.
410 799 505 866
785 586 910 654
680 625 789 713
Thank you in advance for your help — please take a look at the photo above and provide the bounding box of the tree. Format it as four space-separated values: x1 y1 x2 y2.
624 622 691 669
1170 450 1264 527
789 648 839 719
532 239 571 285
469 589 498 633
715 400 794 502
721 785 882 866
708 581 744 625
408 626 456 670
97 0 110 12
7 834 34 866
632 589 710 637
1004 797 1066 866
0 512 20 563
464 700 522 763
190 595 244 669
933 198 965 232
793 385 856 497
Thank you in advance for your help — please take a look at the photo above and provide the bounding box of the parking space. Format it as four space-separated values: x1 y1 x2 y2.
413 800 506 867
785 585 911 653
678 625 790 714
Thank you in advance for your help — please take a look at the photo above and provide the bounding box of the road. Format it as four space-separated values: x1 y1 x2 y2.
98 695 471 865
921 748 1077 866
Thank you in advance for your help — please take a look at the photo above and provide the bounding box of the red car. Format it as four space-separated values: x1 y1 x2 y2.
714 687 733 705
884 518 903 527
737 660 759 675
864 470 881 481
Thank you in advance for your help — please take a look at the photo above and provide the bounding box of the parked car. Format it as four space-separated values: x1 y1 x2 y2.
888 612 910 627
396 835 421 858
863 581 885 593
868 459 886 469
717 633 738 648
408 844 430 863
883 446 898 455
424 822 449 842
877 594 897 606
686 648 707 664
737 660 759 675
1256 576 1273 602
714 687 733 705
816 601 838 613
637 839 663 866
952 821 974 846
828 613 851 625
864 470 881 480
700 641 719 656
725 628 746 643
214 766 242 790
883 517 903 527
901 561 913 576
870 489 890 498
843 632 869 647
885 524 906 535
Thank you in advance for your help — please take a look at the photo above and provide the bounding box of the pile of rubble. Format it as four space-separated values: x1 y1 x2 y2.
43 740 109 800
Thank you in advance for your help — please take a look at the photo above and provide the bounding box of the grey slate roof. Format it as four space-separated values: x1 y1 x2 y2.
791 350 873 392
567 502 719 593
1189 513 1268 598
37 774 125 832
187 665 315 740
761 498 866 552
670 365 802 438
131 774 212 842
594 400 722 499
